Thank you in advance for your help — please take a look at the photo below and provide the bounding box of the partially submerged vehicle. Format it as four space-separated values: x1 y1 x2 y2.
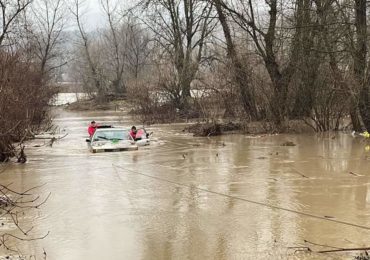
87 128 138 153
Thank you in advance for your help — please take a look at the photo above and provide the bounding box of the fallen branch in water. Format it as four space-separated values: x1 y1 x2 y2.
318 247 370 253
2 231 50 242
288 242 370 257
287 246 312 253
304 239 343 249
0 183 50 253
347 171 362 177
34 132 68 140
0 183 46 196
33 132 68 148
291 167 309 178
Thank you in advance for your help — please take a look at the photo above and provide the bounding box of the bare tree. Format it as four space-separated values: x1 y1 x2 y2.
97 4 152 96
138 0 216 109
212 0 258 119
70 0 106 101
315 0 369 131
29 0 67 78
100 0 126 95
355 0 370 131
0 0 32 46
0 0 60 160
215 0 311 128
124 20 151 82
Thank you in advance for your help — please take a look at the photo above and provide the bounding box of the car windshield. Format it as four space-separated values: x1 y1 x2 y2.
93 130 130 141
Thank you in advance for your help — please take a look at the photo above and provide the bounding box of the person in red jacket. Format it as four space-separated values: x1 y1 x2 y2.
129 126 137 140
130 126 150 141
88 121 97 137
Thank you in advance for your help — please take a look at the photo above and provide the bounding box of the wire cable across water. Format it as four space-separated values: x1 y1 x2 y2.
113 164 370 231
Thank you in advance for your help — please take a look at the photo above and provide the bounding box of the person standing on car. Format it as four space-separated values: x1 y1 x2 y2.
88 121 97 137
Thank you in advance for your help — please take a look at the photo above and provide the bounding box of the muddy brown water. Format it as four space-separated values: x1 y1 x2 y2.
0 108 370 259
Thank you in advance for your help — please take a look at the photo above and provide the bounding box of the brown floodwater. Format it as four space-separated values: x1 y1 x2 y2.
1 108 370 259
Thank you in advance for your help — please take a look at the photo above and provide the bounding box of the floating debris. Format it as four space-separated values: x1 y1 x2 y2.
0 196 13 207
281 141 296 146
347 171 363 177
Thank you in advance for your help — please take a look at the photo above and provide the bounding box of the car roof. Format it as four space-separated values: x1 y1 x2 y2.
95 128 129 131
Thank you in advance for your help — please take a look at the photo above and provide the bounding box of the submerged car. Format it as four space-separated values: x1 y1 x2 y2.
87 128 138 153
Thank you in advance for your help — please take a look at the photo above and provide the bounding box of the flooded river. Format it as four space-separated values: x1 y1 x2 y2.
1 108 370 259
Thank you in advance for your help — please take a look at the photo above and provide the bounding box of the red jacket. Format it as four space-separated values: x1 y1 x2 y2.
88 125 97 137
129 130 136 140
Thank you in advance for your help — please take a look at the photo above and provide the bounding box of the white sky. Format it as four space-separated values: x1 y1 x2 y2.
77 0 132 30
81 0 107 30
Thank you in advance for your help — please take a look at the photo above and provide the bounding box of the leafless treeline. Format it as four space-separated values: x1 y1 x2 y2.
2 0 370 160
69 0 369 132
0 0 66 161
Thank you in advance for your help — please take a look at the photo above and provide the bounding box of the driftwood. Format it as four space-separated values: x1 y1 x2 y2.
291 167 309 178
348 171 363 177
33 133 68 148
281 141 296 146
184 122 241 137
34 132 68 140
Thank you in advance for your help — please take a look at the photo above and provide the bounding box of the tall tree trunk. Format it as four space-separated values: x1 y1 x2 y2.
263 0 302 128
178 64 193 109
291 0 320 118
73 0 105 102
213 0 258 119
350 105 363 131
355 0 370 131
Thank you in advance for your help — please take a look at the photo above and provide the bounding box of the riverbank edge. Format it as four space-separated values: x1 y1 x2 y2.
183 120 316 136
63 99 318 136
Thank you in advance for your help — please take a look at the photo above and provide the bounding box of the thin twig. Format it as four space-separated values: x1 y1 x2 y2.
348 171 362 177
304 239 343 249
35 192 51 208
287 246 312 253
319 247 370 253
3 231 50 241
291 167 309 178
0 184 34 196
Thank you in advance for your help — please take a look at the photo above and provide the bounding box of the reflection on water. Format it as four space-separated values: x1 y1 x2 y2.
0 109 369 259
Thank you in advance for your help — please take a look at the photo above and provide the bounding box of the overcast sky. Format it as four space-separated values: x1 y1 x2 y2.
74 0 132 30
81 0 106 30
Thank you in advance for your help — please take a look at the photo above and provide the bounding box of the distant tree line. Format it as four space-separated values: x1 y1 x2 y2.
70 0 369 132
2 0 370 161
